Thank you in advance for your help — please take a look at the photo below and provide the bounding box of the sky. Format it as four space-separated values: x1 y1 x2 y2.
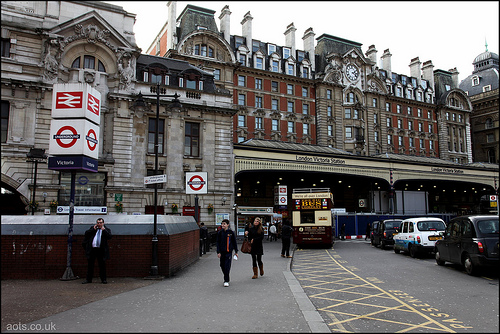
104 1 499 82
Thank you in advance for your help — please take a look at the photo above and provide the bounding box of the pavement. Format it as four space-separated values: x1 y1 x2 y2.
1 239 330 333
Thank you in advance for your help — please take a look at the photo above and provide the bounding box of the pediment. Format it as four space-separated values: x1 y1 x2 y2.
45 11 136 52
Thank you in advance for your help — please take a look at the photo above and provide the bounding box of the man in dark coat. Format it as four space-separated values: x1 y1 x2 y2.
82 217 112 284
280 218 293 258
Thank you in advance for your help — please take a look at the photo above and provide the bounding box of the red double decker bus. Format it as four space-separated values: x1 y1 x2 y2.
292 188 335 247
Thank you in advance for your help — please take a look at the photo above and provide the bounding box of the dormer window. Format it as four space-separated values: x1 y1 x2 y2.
268 44 276 55
283 47 291 59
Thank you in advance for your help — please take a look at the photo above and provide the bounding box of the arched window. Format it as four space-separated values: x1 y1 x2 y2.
485 118 493 129
72 55 106 72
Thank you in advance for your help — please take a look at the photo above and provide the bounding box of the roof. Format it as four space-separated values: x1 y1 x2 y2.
236 139 353 155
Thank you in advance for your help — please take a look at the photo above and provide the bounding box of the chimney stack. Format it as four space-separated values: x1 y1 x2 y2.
166 1 177 51
241 11 253 53
380 49 392 78
422 60 435 90
219 5 231 44
284 23 297 57
449 67 459 89
302 27 315 72
409 57 421 87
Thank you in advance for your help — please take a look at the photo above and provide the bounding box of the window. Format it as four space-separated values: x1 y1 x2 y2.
387 117 392 127
59 172 106 206
398 119 403 129
148 118 165 154
428 124 433 133
272 119 279 131
303 123 309 135
417 108 422 117
287 101 294 113
346 92 355 103
1 100 9 143
418 122 423 132
486 118 494 129
398 136 403 146
417 91 422 101
420 139 425 149
397 105 401 113
239 54 246 65
238 115 246 127
407 89 412 99
238 136 246 143
272 99 278 111
428 111 432 119
184 122 200 157
328 125 333 136
283 47 291 59
345 127 352 138
386 102 391 112
387 135 393 145
238 75 246 87
302 67 309 78
1 38 10 57
372 98 377 107
396 87 402 97
256 96 263 108
268 44 276 55
271 81 279 92
256 57 264 69
287 63 294 75
302 87 308 97
302 104 309 115
287 84 293 95
374 113 378 124
407 107 412 115
271 60 279 72
235 37 244 48
214 69 221 80
327 89 332 100
327 106 332 117
287 121 294 133
255 78 263 90
409 137 414 147
256 117 263 129
472 76 479 86
429 140 433 150
72 56 106 72
374 131 379 142
487 134 495 143
353 109 359 119
408 120 413 130
238 94 246 106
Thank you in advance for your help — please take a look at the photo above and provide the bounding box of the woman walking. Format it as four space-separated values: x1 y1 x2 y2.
245 216 265 279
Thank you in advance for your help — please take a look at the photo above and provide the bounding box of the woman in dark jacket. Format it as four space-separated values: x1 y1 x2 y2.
244 216 265 279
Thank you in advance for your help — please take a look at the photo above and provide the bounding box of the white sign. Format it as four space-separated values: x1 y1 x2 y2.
490 195 498 202
186 172 208 194
144 174 167 185
359 199 366 207
56 206 108 214
51 83 101 125
49 119 100 159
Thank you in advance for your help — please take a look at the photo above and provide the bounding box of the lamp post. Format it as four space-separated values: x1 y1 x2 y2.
26 148 47 215
133 82 181 278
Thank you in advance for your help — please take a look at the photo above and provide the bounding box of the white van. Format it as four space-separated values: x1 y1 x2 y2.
393 217 446 258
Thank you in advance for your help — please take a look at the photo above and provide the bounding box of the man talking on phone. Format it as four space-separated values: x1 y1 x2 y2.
82 217 112 284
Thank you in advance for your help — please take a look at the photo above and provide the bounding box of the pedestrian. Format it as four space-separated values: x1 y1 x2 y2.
365 222 371 240
82 217 112 284
340 223 346 240
244 216 265 279
216 219 238 287
269 223 277 242
281 218 293 258
199 222 209 254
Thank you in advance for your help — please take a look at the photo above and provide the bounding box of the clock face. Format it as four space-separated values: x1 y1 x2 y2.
346 64 359 81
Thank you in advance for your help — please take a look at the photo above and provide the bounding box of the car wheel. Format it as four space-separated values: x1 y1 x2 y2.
394 246 400 254
409 244 418 258
464 254 478 276
435 250 445 266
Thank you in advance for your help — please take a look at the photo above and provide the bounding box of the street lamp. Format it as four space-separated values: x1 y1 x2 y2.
26 148 47 215
133 82 181 278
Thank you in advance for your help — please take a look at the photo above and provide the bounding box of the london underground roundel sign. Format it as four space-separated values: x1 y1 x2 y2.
186 172 207 194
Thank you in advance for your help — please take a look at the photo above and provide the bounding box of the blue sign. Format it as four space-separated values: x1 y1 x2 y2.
48 155 98 172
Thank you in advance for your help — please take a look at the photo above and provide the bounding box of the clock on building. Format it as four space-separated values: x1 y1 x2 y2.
346 64 359 81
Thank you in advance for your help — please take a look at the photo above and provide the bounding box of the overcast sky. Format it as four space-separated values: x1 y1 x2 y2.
105 1 499 82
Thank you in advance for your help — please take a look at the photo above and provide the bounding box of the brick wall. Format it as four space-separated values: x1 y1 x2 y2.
1 229 200 279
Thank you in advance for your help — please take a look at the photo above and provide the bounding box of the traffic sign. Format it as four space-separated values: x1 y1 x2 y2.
186 172 207 194
144 174 167 185
49 119 99 159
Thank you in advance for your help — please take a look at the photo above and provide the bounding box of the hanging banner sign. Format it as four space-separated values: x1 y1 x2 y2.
186 172 208 194
49 119 100 159
51 83 101 125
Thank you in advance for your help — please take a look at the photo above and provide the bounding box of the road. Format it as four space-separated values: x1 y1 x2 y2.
291 240 499 333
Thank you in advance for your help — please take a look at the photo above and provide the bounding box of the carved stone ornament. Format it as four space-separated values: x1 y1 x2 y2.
41 38 63 82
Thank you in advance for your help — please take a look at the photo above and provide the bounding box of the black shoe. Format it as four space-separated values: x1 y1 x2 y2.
82 281 91 284
101 280 107 284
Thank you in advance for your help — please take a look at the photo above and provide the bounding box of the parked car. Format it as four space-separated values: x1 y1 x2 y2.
435 215 499 275
370 221 380 245
373 219 402 249
393 217 446 258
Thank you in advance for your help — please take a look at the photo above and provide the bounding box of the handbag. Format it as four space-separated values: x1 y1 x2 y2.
241 237 252 254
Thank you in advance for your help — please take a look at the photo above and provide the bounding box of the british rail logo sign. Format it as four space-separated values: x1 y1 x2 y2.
51 83 101 125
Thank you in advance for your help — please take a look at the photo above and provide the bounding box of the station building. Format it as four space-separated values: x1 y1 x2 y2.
1 1 498 226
